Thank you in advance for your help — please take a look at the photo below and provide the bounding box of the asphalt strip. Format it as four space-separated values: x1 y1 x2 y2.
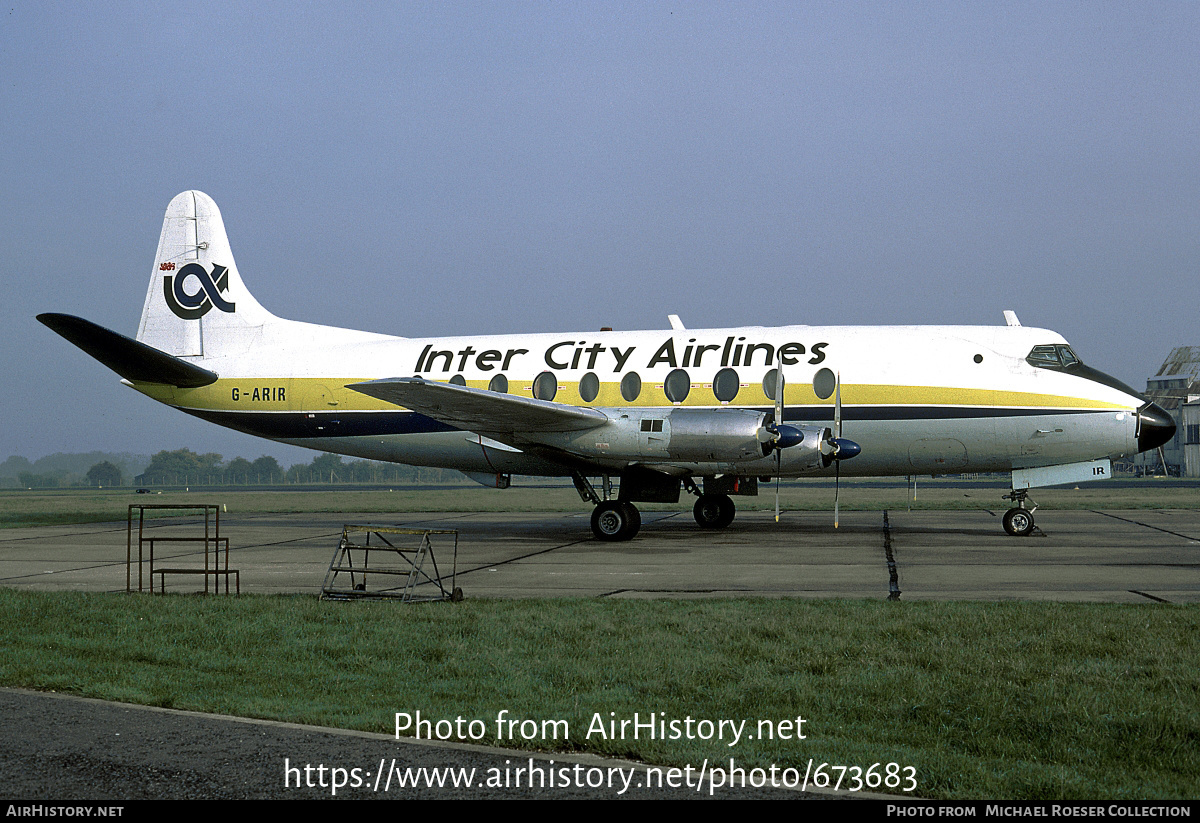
0 688 854 800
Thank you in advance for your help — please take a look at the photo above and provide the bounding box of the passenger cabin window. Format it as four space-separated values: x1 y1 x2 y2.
579 372 600 403
812 368 836 400
449 374 466 386
489 374 508 393
621 372 642 402
533 371 558 401
763 368 784 401
713 367 740 402
665 369 691 403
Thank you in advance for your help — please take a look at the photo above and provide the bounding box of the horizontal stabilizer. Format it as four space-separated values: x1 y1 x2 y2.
348 377 609 433
37 313 218 388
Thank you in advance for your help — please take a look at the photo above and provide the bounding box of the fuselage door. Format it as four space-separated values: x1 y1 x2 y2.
298 382 341 434
639 416 670 457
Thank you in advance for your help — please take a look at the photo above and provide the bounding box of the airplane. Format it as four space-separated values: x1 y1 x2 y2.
38 191 1175 542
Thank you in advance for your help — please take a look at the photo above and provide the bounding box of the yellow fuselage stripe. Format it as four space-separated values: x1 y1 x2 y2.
133 377 1131 414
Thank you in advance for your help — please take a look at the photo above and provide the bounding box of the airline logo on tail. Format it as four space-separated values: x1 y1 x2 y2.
161 262 236 319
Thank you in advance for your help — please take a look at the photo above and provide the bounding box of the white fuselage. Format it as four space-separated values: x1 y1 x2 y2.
134 319 1142 480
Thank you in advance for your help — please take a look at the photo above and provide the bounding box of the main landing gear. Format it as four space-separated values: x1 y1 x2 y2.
574 473 643 542
692 493 736 529
1002 488 1037 536
577 474 742 541
588 490 738 540
590 500 641 542
683 478 737 530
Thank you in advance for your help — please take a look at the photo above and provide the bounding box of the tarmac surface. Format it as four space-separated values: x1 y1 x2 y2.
3 506 1198 800
2 507 1198 602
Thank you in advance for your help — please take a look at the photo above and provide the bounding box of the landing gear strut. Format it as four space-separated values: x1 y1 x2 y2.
1002 488 1037 536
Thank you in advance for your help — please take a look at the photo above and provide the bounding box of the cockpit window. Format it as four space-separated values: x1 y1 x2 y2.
1023 342 1142 399
1026 344 1081 370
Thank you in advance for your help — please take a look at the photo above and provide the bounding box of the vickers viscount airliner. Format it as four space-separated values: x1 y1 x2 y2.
39 191 1175 541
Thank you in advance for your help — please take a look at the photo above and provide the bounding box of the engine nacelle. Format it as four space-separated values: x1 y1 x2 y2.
661 408 769 461
530 408 828 470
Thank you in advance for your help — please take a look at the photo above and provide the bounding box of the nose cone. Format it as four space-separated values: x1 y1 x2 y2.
1137 402 1176 452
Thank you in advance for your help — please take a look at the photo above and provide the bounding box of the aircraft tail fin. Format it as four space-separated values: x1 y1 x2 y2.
137 191 277 359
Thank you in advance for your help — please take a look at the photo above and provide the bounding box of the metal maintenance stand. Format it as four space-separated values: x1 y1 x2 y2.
320 525 461 602
127 504 239 595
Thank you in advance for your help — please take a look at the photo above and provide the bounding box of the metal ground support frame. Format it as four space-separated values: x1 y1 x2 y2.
127 504 239 595
320 525 462 602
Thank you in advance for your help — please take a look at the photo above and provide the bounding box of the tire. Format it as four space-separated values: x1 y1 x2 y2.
619 502 641 534
1003 507 1035 536
591 501 640 541
694 494 736 529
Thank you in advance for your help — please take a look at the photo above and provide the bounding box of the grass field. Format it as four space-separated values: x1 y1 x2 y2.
1 591 1196 799
1 483 1197 799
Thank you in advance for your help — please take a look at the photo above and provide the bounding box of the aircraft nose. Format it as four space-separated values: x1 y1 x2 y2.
1137 402 1176 452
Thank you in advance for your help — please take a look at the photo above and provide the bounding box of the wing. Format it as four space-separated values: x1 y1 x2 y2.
347 377 609 433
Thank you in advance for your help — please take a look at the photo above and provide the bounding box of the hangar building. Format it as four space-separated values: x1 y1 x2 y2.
1137 346 1200 477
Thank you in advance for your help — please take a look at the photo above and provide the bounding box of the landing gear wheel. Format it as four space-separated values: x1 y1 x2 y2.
620 501 641 534
591 501 641 541
1003 507 1035 537
693 494 736 529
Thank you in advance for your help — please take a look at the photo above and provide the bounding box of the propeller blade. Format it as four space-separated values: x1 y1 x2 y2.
775 450 781 522
775 352 784 428
833 371 845 528
774 351 784 522
834 371 842 439
834 460 840 529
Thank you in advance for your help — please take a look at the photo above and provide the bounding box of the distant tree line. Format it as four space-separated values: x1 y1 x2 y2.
129 449 458 486
16 471 72 489
9 449 461 488
17 462 128 488
3 452 148 489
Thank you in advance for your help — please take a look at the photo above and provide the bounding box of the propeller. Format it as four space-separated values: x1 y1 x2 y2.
760 360 861 526
817 372 861 528
758 353 803 522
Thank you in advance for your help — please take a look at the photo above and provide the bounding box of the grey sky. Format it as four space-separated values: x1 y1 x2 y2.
3 2 1197 465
